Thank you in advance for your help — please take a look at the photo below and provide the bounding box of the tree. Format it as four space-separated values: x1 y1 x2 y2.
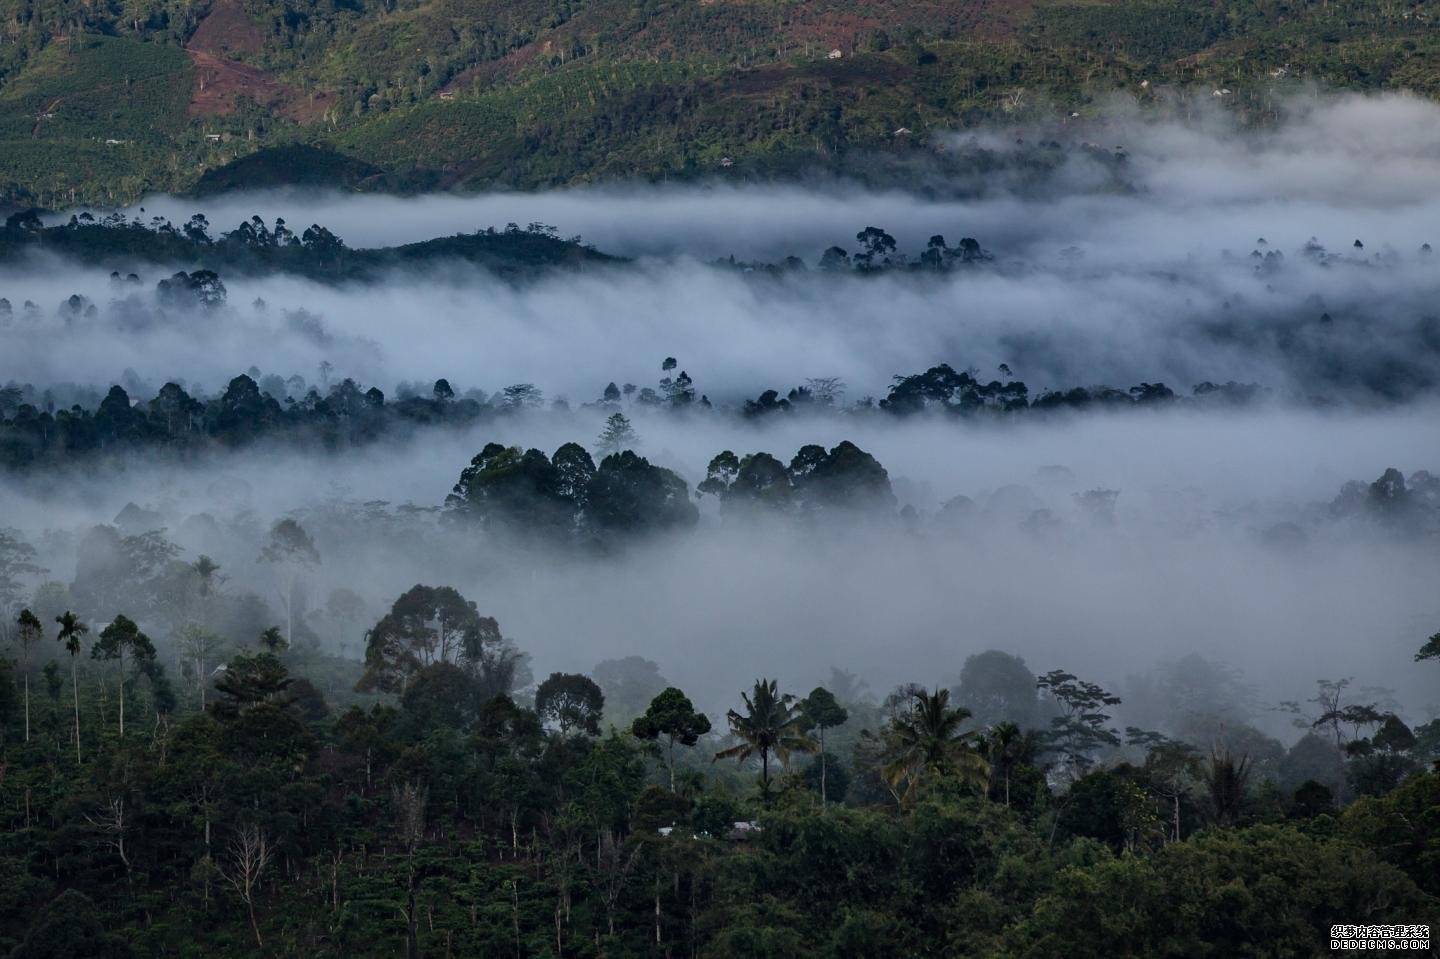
392 781 428 959
258 626 287 653
92 614 156 737
220 824 273 948
0 527 43 608
1417 631 1440 663
536 672 605 737
800 687 848 804
56 611 89 762
984 720 1043 808
1127 728 1200 841
956 650 1044 729
15 608 41 741
191 554 221 606
714 679 815 792
1280 678 1381 803
1203 749 1252 826
593 656 669 725
177 624 226 710
446 443 575 539
1036 669 1122 782
213 651 293 716
874 687 989 806
788 441 896 515
10 889 131 959
597 412 638 455
633 687 712 792
586 451 698 537
257 518 320 646
853 226 897 269
358 585 520 698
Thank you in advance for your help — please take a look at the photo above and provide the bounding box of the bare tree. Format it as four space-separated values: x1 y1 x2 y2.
393 781 428 959
85 796 132 888
597 828 640 937
220 824 273 948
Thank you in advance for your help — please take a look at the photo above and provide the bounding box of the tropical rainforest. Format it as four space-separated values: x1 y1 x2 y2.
3 0 1440 949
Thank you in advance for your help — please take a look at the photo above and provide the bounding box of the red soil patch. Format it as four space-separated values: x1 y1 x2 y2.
187 50 334 123
186 0 332 123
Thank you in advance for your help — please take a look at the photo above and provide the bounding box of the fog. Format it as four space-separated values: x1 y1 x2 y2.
9 94 1440 403
4 91 1439 738
78 92 1440 259
2 402 1436 732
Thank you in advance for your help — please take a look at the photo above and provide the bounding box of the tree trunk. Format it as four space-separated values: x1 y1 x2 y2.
819 727 827 805
247 900 263 948
117 654 125 737
23 673 30 742
71 657 81 763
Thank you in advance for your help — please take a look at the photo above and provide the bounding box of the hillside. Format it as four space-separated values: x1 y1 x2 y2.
0 0 1437 204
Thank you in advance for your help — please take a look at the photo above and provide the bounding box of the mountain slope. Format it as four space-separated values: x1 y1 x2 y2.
0 0 1436 205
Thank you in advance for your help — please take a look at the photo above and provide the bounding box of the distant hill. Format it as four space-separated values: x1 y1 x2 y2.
0 0 1436 205
190 145 390 195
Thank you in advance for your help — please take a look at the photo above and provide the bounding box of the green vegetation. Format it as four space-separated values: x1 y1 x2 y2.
0 564 1437 955
0 0 1438 203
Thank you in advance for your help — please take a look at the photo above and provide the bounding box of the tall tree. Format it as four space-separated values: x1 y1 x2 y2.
177 624 227 710
596 412 638 456
92 614 156 737
1036 669 1123 783
220 824 273 948
358 584 520 699
983 720 1042 807
714 679 815 792
536 672 605 737
55 611 89 762
633 687 712 792
257 519 320 646
15 608 41 741
800 687 848 804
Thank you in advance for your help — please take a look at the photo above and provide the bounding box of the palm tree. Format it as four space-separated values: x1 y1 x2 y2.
15 608 42 742
56 611 89 763
259 626 288 653
714 678 816 792
193 555 221 597
982 720 1040 807
1203 749 1252 826
880 687 990 806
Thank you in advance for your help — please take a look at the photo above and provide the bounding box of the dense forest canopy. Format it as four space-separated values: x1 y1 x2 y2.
0 489 1437 954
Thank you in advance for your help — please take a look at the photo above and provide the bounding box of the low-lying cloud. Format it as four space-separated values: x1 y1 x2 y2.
3 90 1439 736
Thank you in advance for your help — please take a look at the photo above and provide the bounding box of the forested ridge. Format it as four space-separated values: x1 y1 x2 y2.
0 502 1438 956
1 0 1439 205
2 321 1438 953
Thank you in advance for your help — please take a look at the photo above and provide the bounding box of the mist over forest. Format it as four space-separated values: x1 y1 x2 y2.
2 93 1439 957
